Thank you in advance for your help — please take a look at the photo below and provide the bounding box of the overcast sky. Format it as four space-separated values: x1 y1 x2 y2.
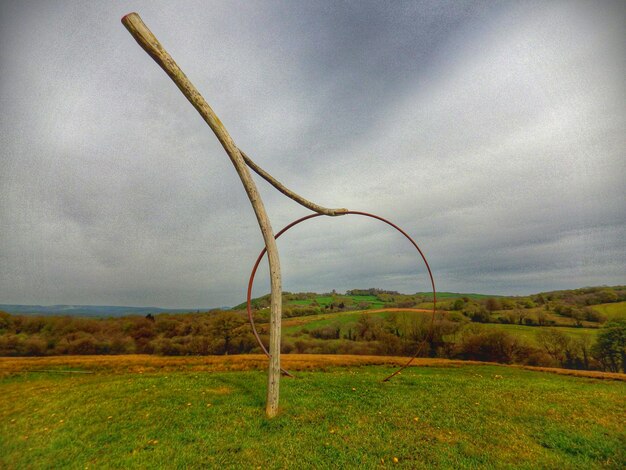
1 1 624 308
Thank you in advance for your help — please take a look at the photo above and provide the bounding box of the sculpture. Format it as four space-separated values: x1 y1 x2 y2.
122 12 435 417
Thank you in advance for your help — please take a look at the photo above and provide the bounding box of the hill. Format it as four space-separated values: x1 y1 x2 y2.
0 304 218 318
238 285 626 317
1 285 624 374
1 355 624 469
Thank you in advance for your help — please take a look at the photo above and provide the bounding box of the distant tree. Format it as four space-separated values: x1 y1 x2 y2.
512 308 528 325
355 314 383 341
596 289 618 304
470 308 491 323
455 329 521 363
0 311 12 330
573 336 593 370
536 311 548 326
583 307 606 323
592 320 626 372
485 298 501 312
537 329 570 366
208 311 245 355
309 324 341 340
452 299 465 311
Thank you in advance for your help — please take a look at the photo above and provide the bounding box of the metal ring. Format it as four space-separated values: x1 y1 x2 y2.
245 211 437 380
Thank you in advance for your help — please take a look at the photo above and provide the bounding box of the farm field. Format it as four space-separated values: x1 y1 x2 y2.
281 308 599 345
479 323 599 345
236 292 495 312
592 301 626 321
1 355 624 469
282 308 431 334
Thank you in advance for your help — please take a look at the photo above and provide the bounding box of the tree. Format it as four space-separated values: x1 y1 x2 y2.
592 320 626 372
122 12 347 418
485 298 502 312
537 329 570 366
512 308 528 325
536 311 548 326
455 328 521 363
208 312 245 355
452 299 465 311
355 314 382 341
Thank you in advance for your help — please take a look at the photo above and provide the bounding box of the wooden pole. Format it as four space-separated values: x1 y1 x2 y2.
121 12 283 416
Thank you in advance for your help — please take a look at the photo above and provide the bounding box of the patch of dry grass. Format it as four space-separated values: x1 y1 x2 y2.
1 354 624 381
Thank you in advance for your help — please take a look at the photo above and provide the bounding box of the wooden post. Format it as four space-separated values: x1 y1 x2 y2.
121 12 282 416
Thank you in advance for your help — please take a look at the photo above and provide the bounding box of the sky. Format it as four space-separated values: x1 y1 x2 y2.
1 1 624 308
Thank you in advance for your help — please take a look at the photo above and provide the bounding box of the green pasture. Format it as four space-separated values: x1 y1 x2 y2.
1 365 623 469
479 323 599 345
283 309 599 346
592 301 626 321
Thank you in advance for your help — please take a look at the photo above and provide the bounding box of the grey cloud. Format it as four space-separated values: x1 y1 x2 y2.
1 1 624 307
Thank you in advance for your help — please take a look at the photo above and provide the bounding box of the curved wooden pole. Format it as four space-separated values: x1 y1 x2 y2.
239 149 348 216
121 12 285 416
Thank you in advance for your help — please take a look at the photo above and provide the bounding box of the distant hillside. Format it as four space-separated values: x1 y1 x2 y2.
1 285 624 372
234 290 514 312
0 304 218 318
414 291 500 300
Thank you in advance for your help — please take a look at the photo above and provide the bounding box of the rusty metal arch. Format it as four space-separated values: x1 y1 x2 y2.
246 211 437 381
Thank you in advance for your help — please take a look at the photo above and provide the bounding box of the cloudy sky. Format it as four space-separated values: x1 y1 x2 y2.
1 1 624 308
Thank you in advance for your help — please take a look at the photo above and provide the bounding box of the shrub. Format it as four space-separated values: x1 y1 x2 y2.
455 329 522 363
309 325 341 340
66 335 98 355
592 320 626 372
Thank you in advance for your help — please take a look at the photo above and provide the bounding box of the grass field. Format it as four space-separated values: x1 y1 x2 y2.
282 309 416 335
244 292 496 312
415 292 500 300
479 323 599 345
281 308 599 346
592 301 626 321
1 355 624 469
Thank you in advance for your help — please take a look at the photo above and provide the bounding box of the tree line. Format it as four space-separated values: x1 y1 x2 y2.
1 309 623 373
293 312 625 373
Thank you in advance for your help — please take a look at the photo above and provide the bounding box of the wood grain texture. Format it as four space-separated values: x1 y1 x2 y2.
239 149 348 216
121 12 283 416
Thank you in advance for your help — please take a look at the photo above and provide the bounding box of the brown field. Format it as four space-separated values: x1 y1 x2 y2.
1 354 624 381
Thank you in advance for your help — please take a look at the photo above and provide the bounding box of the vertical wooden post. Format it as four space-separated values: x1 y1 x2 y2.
121 12 282 416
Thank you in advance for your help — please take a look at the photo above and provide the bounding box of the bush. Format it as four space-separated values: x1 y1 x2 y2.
584 308 606 323
66 335 98 355
152 338 183 356
454 329 522 363
592 320 626 372
309 325 341 340
469 309 491 323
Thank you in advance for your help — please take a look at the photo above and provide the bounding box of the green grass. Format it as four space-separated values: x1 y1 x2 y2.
1 364 624 469
284 310 397 335
283 309 599 346
592 302 626 321
416 292 501 300
480 323 599 345
286 295 387 309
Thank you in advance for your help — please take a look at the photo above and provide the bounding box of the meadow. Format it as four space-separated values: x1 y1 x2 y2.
1 355 624 469
591 301 626 321
282 309 600 345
